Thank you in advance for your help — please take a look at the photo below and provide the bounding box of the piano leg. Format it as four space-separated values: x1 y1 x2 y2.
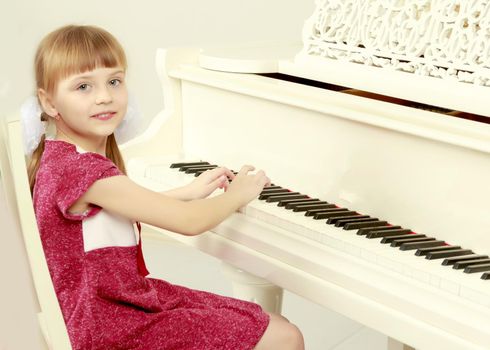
388 337 416 350
222 264 418 349
221 263 283 313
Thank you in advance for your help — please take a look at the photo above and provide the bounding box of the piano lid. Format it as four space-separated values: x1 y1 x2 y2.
199 1 490 119
199 41 301 74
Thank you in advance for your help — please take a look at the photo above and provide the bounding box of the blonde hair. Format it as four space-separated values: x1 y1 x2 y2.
28 25 127 192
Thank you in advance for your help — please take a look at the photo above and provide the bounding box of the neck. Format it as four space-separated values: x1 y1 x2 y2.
55 128 107 155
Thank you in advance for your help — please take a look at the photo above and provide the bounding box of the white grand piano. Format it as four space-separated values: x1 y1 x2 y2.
121 2 490 349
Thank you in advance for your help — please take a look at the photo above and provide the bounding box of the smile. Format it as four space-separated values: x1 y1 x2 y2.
91 112 116 121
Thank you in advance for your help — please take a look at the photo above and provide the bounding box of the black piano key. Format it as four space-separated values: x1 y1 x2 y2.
453 258 490 270
259 190 293 200
261 186 282 190
415 245 461 256
327 215 370 225
185 165 218 174
314 210 358 220
344 220 388 231
464 263 490 274
482 273 490 280
267 194 308 203
390 237 435 247
399 240 446 251
278 198 321 207
260 191 298 200
260 187 288 194
170 161 209 169
260 189 290 197
381 234 426 244
357 225 401 236
277 196 319 207
179 163 214 172
366 229 411 239
381 233 428 244
305 207 347 217
426 249 473 260
335 217 378 228
290 202 331 211
286 200 327 210
442 254 489 266
277 195 319 207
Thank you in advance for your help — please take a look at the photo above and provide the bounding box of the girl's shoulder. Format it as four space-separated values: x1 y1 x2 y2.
42 139 76 164
41 140 119 178
36 140 122 202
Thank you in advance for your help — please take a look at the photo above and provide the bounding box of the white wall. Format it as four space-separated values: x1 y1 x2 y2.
0 1 387 349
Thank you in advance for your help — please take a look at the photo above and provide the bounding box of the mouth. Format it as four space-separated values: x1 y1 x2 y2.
91 112 116 121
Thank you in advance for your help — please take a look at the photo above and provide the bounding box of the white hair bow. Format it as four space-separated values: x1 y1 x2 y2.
20 93 143 156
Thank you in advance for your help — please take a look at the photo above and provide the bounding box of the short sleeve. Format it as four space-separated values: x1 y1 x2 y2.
56 152 122 220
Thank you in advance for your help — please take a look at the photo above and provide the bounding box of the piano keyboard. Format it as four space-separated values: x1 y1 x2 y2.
141 159 490 308
170 161 490 280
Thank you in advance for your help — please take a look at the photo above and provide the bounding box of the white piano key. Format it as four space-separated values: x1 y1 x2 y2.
360 249 378 263
460 285 490 308
429 274 442 288
440 278 461 296
373 242 462 295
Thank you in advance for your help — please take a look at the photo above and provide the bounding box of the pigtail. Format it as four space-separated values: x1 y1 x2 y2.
106 133 126 175
28 113 49 193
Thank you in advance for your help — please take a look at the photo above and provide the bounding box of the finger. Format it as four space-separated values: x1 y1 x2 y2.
210 175 228 190
254 170 270 187
221 167 235 181
218 174 229 189
197 168 214 179
238 165 255 176
198 168 223 183
219 179 229 190
265 176 271 187
207 167 234 180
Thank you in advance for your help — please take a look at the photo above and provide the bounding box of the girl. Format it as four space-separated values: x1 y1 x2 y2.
28 25 304 350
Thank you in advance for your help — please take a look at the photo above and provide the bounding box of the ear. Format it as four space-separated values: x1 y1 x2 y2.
37 88 58 118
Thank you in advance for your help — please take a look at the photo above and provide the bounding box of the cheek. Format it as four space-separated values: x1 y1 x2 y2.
118 89 128 103
60 105 83 120
115 90 129 113
56 98 89 123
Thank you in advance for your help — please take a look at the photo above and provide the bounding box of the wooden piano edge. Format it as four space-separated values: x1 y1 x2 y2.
140 220 488 350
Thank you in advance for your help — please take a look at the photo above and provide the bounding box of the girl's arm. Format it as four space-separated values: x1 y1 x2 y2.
76 166 269 236
162 167 234 201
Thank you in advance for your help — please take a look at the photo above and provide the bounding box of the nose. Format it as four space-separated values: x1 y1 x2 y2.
95 86 113 104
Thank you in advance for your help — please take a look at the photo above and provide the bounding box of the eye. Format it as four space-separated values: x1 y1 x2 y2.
109 79 121 87
77 83 90 91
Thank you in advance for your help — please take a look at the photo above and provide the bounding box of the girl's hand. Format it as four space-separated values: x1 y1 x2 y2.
226 165 270 206
187 167 235 200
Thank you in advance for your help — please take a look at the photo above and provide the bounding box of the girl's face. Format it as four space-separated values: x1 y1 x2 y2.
46 66 128 145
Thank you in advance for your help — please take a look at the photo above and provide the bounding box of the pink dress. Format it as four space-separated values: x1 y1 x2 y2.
33 140 269 350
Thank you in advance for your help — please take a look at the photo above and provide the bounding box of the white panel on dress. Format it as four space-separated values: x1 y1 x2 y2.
82 210 137 252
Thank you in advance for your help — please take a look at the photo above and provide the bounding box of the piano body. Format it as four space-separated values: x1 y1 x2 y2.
122 2 490 349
